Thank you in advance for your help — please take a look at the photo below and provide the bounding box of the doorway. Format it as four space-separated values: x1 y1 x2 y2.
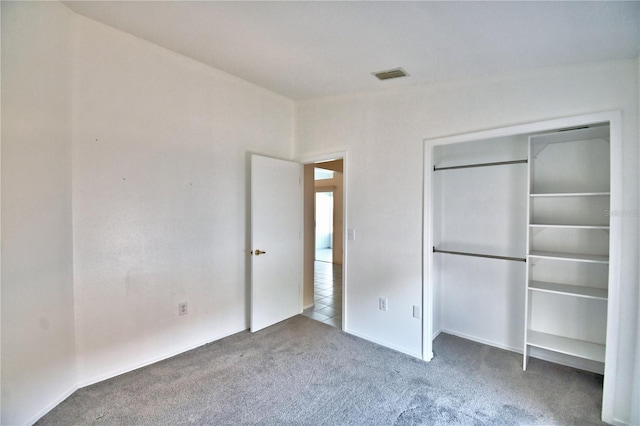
301 158 345 330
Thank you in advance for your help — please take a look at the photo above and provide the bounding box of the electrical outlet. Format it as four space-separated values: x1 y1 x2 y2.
178 302 188 316
379 297 388 311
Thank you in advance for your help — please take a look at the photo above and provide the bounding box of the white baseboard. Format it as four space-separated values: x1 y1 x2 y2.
432 328 442 340
439 329 521 353
27 384 78 426
611 417 628 426
303 303 314 310
344 328 422 360
78 325 248 388
29 325 250 425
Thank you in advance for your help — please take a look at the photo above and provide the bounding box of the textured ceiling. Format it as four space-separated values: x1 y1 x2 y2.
64 1 640 100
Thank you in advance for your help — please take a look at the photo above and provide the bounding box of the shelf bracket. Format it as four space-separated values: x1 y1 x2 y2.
532 143 550 159
531 228 546 237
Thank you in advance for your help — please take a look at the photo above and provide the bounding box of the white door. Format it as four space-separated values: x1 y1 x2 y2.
250 154 303 332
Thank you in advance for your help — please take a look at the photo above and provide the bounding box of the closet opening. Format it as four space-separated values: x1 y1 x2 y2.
422 112 622 424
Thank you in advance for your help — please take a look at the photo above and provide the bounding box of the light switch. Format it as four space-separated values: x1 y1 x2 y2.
413 305 421 319
347 228 356 241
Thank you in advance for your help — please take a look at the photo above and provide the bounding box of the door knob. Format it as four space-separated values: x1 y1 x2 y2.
253 249 266 256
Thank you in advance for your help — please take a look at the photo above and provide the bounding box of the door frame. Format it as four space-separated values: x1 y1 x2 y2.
423 111 622 424
298 151 348 332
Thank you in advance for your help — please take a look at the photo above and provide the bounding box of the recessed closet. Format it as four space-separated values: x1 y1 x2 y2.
432 135 528 352
425 112 621 423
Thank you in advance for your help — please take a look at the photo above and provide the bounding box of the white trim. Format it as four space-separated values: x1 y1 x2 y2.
611 418 629 426
431 329 442 341
423 112 615 147
297 150 346 165
27 385 78 426
440 329 522 353
77 326 248 388
344 328 423 360
423 111 622 425
303 302 315 310
298 150 348 332
601 111 622 424
422 143 434 362
523 139 533 370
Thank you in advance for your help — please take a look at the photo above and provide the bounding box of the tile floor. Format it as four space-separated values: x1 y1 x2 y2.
302 260 342 329
315 248 332 263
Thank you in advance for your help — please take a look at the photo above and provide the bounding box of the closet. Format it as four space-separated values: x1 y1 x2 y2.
430 121 612 375
425 113 622 422
523 125 610 373
432 135 529 352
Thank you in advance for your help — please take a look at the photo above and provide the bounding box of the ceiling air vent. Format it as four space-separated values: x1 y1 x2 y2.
372 68 409 81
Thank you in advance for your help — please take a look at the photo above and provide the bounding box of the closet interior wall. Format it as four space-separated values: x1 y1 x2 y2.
432 135 529 351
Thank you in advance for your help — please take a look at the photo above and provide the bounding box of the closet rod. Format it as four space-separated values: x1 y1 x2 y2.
433 247 526 262
433 159 527 172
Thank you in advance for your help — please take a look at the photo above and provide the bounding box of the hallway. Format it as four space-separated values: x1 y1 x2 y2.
302 260 342 329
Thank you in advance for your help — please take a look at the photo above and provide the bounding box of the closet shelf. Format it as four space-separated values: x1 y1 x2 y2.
530 125 610 146
528 280 608 300
529 224 609 230
524 123 611 377
529 251 609 264
527 330 605 363
529 192 610 198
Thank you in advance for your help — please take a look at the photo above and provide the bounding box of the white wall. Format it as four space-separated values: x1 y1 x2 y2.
632 56 640 426
1 4 3 421
433 136 528 352
295 59 639 423
1 2 77 425
2 3 295 422
71 15 295 386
